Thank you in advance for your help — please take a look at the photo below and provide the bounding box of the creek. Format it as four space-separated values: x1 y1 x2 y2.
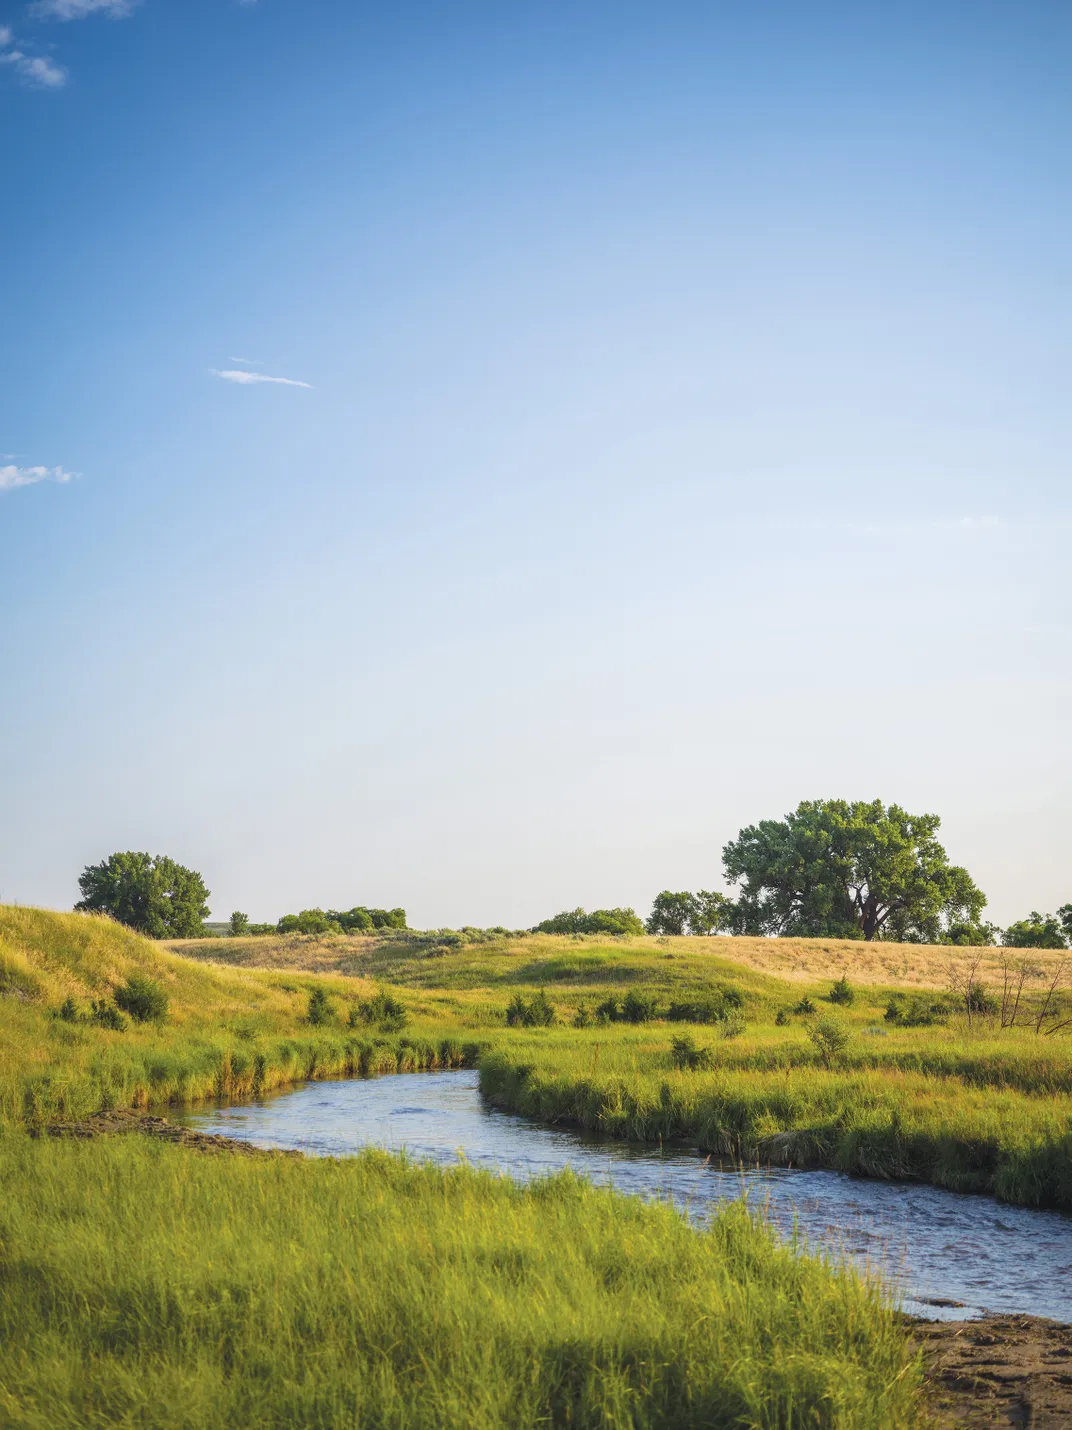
181 1068 1072 1322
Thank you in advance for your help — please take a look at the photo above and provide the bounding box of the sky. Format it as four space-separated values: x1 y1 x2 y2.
1 0 1069 928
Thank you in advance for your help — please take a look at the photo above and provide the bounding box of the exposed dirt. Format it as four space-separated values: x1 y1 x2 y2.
38 1107 300 1156
911 1315 1072 1427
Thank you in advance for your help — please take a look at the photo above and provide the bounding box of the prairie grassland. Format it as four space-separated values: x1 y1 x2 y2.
4 906 1072 1209
168 924 1071 990
0 1133 922 1430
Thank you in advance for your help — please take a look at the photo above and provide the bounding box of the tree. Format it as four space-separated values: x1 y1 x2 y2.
645 891 697 936
722 799 987 943
533 907 644 936
690 890 736 935
1003 912 1068 950
229 911 250 937
75 852 209 938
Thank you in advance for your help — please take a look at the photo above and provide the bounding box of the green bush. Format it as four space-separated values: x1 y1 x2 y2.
532 907 645 936
793 996 816 1015
671 1035 715 1071
884 994 952 1027
720 1011 747 1039
594 996 620 1024
113 975 169 1024
306 986 334 1027
349 991 408 1032
89 999 126 1031
807 1016 850 1069
828 976 855 1006
621 988 658 1023
573 1002 592 1028
505 990 556 1027
58 996 80 1023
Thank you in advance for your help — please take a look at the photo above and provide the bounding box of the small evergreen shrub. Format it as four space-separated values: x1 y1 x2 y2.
828 976 855 1006
594 996 620 1024
671 1035 715 1071
573 1002 592 1028
775 1009 790 1026
793 996 816 1015
90 999 126 1031
505 990 556 1027
306 986 334 1026
349 991 408 1032
884 994 952 1027
58 996 79 1022
114 975 169 1023
620 988 658 1023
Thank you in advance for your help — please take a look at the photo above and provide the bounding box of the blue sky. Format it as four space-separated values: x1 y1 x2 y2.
1 0 1069 927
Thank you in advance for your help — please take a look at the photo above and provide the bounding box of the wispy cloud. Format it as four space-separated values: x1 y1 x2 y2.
0 29 66 86
29 0 136 19
211 369 312 389
0 464 77 491
228 356 262 367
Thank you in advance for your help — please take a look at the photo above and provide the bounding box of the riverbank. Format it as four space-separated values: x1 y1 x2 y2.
912 1314 1072 1428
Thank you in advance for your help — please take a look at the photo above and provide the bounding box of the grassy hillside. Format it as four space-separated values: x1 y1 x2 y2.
0 906 928 1427
4 906 1072 1209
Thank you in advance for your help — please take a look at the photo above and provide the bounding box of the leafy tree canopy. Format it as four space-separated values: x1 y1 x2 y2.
532 907 645 936
722 799 987 943
75 852 209 939
646 890 735 936
1003 912 1068 950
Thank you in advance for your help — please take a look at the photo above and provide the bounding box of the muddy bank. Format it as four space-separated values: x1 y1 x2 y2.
38 1108 301 1156
912 1314 1072 1427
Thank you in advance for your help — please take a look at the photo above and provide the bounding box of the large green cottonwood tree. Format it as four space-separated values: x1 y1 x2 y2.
75 851 210 938
722 799 987 942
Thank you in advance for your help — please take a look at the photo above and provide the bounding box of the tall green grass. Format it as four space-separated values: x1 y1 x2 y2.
0 1132 922 1429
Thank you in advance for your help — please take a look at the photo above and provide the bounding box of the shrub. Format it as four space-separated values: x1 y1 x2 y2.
113 975 169 1024
666 986 743 1024
620 988 658 1023
573 1002 592 1028
90 999 126 1031
58 996 79 1023
505 990 556 1028
793 996 816 1015
532 907 645 936
594 996 620 1024
884 994 952 1027
807 1016 850 1069
828 976 855 1006
671 1035 715 1071
349 991 408 1032
720 1011 746 1039
774 1009 790 1026
306 986 334 1026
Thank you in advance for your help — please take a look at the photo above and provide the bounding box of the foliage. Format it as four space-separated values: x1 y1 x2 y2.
807 1016 851 1068
349 990 408 1032
646 890 735 936
884 994 952 1027
113 974 169 1024
722 799 987 942
276 906 408 935
671 1034 715 1070
89 999 127 1031
793 996 816 1015
1003 912 1069 950
306 986 334 1026
532 907 645 936
719 1011 747 1039
505 990 556 1027
229 911 250 937
666 987 743 1024
620 988 659 1023
828 976 855 1006
75 851 210 938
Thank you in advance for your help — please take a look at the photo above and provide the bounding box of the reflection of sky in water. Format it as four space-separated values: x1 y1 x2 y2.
182 1070 1072 1322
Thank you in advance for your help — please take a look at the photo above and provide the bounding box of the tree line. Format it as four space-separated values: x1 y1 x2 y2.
73 798 1071 947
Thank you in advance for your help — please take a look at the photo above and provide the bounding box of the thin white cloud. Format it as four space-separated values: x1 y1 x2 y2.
29 0 135 18
211 369 312 389
0 30 66 86
228 356 262 367
0 464 76 491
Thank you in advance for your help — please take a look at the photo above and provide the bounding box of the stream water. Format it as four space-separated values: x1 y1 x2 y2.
182 1069 1072 1322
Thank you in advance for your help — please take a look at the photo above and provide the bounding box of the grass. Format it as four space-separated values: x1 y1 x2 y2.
8 904 1072 1425
0 1132 922 1429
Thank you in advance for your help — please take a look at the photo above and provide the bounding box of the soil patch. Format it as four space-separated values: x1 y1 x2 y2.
912 1314 1072 1427
38 1108 300 1157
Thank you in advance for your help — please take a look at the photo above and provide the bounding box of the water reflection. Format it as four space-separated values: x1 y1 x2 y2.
182 1069 1072 1322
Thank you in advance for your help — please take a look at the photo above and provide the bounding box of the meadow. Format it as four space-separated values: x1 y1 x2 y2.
3 904 1072 1426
